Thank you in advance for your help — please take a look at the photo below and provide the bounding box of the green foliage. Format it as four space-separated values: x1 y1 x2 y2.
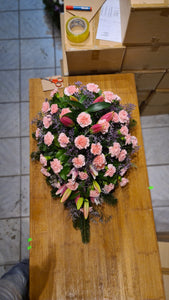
129 119 137 128
59 166 71 181
66 99 86 111
31 151 40 161
86 102 111 113
102 193 118 206
42 0 63 30
73 215 90 244
51 188 58 199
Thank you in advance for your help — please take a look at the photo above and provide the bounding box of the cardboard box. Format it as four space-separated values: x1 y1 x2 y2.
122 70 165 90
157 69 169 89
141 89 169 115
64 2 125 75
122 0 169 45
122 45 169 70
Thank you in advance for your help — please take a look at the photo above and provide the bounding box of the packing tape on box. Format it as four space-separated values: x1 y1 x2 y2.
66 16 89 43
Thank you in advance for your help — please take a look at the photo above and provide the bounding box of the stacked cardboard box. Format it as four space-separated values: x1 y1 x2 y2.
61 0 169 115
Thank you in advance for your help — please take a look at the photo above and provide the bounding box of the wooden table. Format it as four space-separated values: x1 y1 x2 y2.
29 74 165 300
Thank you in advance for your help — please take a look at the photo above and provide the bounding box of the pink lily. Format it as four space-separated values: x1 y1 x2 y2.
89 165 98 179
60 188 72 203
55 184 67 196
68 168 78 181
93 96 105 103
99 111 114 122
60 116 74 127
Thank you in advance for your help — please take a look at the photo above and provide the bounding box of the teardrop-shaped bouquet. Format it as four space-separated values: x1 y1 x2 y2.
31 82 138 243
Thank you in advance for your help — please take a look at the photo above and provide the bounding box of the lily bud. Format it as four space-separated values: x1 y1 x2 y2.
93 96 105 103
76 197 84 210
90 123 103 134
93 180 101 193
89 165 98 179
56 184 67 196
60 188 72 203
99 111 114 122
70 95 79 102
83 200 89 219
60 116 74 127
75 194 80 205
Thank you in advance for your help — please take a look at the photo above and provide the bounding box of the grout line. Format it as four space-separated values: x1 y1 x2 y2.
0 136 29 140
142 125 169 130
18 0 22 263
0 101 29 104
0 67 56 72
0 216 30 221
0 37 54 41
0 174 30 178
147 163 169 167
0 8 44 13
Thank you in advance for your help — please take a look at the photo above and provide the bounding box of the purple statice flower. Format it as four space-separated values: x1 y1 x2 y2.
74 81 82 87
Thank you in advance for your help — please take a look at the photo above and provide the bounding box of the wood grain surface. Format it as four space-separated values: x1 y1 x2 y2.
29 74 165 300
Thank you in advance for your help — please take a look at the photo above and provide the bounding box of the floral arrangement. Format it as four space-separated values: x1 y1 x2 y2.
43 0 64 29
31 81 138 243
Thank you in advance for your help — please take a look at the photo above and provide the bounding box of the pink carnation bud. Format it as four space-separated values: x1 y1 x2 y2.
41 167 50 177
42 101 50 113
93 95 105 103
60 116 74 127
120 178 129 187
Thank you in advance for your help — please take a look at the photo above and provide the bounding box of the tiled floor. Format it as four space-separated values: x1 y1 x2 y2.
0 1 169 279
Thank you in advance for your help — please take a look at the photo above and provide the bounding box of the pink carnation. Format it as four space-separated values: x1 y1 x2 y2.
64 85 79 96
103 91 114 103
42 101 50 113
103 183 114 194
44 131 54 146
41 167 50 177
86 83 100 93
120 126 128 136
98 119 110 134
91 143 102 155
43 115 52 129
93 154 106 171
109 142 121 158
131 136 138 147
118 149 127 162
40 154 47 166
58 133 70 148
120 167 128 176
112 112 119 123
51 104 58 114
125 134 132 145
77 112 92 128
119 110 129 123
74 135 89 150
50 88 58 98
66 179 79 191
50 158 63 174
104 164 116 177
35 128 40 140
72 155 85 169
79 172 88 180
120 177 129 187
60 108 71 118
90 190 100 198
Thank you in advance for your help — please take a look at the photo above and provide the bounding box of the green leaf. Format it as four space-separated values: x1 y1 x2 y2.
76 197 84 210
129 119 137 128
66 99 86 111
86 102 111 113
59 165 71 181
79 95 87 103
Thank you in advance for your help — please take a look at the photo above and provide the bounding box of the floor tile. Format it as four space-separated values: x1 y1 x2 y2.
0 138 20 176
21 217 29 260
0 218 20 264
0 264 15 278
21 102 29 136
0 12 18 39
0 103 20 138
0 70 19 102
0 176 20 219
0 0 18 11
153 207 169 232
0 40 19 70
141 114 169 129
20 10 52 38
21 38 55 69
56 67 61 76
148 166 169 207
21 175 29 217
142 127 169 166
21 68 55 101
21 137 30 174
55 38 62 68
20 0 45 9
